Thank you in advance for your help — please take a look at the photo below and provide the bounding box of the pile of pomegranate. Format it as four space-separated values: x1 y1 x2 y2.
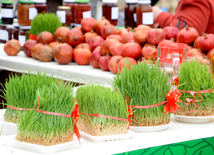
4 17 213 74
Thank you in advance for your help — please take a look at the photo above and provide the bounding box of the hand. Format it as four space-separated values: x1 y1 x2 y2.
153 6 163 20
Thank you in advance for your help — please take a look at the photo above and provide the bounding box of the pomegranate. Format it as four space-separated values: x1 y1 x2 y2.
207 48 214 59
141 57 154 64
93 46 101 53
142 44 158 60
93 17 111 34
122 32 134 44
35 45 53 62
177 26 199 45
84 30 99 44
163 25 179 41
109 42 123 56
199 33 214 53
74 48 91 65
74 43 91 51
49 42 61 57
54 43 74 64
108 56 123 74
117 28 130 39
107 35 123 43
54 26 70 43
73 27 83 33
199 58 209 66
193 37 202 49
99 56 111 71
89 51 102 68
121 43 142 60
100 24 117 39
31 43 43 59
147 27 166 45
66 29 84 47
133 25 151 46
81 17 97 32
118 57 137 73
89 36 104 51
36 31 53 44
4 39 21 56
188 48 204 57
158 39 174 45
23 40 36 57
100 39 119 56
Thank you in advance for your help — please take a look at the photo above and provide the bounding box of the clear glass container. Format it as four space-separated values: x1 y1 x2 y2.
1 1 14 25
125 0 137 28
63 0 75 26
57 6 72 26
102 0 118 26
0 22 8 43
136 0 153 27
33 0 47 14
13 19 20 40
19 26 31 46
6 25 14 41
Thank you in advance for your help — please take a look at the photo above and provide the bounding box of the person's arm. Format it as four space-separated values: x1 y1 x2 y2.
153 1 211 35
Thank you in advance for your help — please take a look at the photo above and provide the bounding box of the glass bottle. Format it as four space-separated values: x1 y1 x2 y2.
63 0 75 26
1 1 14 25
125 0 138 28
102 0 118 26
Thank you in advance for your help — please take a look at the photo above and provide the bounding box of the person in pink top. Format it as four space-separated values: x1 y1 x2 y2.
153 0 214 35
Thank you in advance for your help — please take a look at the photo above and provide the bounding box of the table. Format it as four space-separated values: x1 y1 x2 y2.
0 44 114 85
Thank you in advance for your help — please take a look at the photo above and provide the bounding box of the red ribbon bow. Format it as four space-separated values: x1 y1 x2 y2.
29 33 37 41
172 77 179 86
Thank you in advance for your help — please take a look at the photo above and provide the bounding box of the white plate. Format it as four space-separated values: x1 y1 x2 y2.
129 124 169 132
79 130 134 142
175 115 213 123
5 134 83 154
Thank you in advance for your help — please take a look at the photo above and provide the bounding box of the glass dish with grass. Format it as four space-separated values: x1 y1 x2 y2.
16 82 76 146
175 60 214 117
75 84 129 136
1 72 58 123
111 61 171 128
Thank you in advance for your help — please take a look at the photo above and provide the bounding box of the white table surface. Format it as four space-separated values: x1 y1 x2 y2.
0 43 114 85
0 109 214 155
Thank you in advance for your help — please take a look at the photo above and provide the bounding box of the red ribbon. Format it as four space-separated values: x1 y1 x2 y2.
29 33 37 41
128 90 182 115
7 105 32 111
178 89 212 113
172 77 179 86
34 97 81 143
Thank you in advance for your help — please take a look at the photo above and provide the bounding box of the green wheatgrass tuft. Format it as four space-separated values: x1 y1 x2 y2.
111 61 171 126
16 82 76 144
75 84 129 128
176 60 214 116
29 13 62 36
1 72 59 122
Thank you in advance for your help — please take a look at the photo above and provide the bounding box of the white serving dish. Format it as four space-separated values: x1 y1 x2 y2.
129 124 169 132
79 130 134 143
175 115 213 123
5 134 83 154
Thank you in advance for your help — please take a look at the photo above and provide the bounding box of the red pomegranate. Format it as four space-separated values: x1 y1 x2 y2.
74 43 91 51
36 31 53 44
188 48 204 57
163 25 179 41
93 17 111 34
121 43 142 60
100 39 119 56
31 43 43 59
177 26 199 45
84 30 99 44
93 46 101 53
141 57 154 64
118 57 137 73
109 42 123 56
133 25 151 46
207 48 214 59
99 56 111 71
147 28 166 45
122 32 134 44
193 37 202 49
54 26 70 43
4 39 21 56
54 43 74 64
49 42 61 57
142 44 158 60
106 35 123 43
23 40 36 57
89 51 102 68
108 55 123 74
66 29 84 47
81 17 97 32
100 25 117 39
74 48 91 65
117 28 130 39
36 45 53 62
89 36 104 51
199 33 214 53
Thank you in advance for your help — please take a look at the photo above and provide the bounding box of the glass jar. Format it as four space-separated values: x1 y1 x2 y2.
57 6 72 26
1 1 14 25
0 22 8 43
18 1 36 26
63 0 75 26
19 26 31 46
7 25 14 41
102 0 118 26
33 0 47 14
125 0 137 28
136 0 153 27
74 0 91 26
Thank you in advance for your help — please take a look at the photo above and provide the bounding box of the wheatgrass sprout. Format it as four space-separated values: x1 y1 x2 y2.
76 84 129 135
177 60 214 116
16 82 76 146
1 72 58 122
111 62 171 126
